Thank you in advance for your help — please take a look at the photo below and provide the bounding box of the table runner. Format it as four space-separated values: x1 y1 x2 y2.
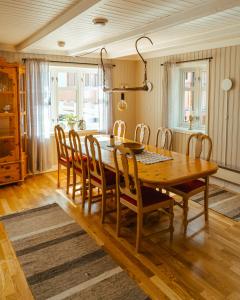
98 141 172 165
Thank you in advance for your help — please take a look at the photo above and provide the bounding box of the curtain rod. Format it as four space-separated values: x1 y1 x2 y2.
161 57 213 66
22 58 115 67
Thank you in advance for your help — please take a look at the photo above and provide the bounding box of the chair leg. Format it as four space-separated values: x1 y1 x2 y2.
57 163 60 188
136 213 143 253
72 171 76 202
204 176 209 222
66 165 70 194
101 191 106 224
183 196 189 235
116 201 122 237
169 199 174 242
88 182 93 214
81 176 86 210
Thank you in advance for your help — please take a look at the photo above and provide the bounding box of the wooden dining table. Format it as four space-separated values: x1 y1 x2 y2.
67 134 218 188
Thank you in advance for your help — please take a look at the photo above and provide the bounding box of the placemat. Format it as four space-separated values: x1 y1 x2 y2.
134 151 173 165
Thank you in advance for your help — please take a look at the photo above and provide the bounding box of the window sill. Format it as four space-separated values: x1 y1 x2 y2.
50 129 99 137
172 127 206 135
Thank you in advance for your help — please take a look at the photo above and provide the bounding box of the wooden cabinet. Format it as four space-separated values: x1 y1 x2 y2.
0 58 27 185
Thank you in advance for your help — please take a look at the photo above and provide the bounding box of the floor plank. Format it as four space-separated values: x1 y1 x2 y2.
0 172 239 300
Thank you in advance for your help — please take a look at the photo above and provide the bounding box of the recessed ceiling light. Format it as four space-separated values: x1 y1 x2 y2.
92 17 108 26
57 41 65 48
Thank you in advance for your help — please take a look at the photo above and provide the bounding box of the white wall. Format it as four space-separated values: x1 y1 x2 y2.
135 45 240 172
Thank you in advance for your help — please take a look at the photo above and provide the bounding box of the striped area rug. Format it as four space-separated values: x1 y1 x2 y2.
191 185 240 221
0 203 150 300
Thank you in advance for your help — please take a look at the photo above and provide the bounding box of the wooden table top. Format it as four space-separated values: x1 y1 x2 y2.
68 135 218 187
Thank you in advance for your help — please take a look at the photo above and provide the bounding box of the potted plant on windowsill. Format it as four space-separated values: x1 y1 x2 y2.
64 114 78 130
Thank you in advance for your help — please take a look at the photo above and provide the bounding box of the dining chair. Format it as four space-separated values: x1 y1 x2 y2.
155 127 173 150
54 125 72 194
113 145 174 252
134 123 151 145
85 135 116 223
167 133 213 234
69 129 87 208
113 120 126 138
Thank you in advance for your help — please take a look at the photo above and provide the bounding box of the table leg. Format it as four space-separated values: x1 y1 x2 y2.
204 176 209 222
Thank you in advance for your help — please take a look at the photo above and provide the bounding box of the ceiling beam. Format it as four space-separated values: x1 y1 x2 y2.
108 24 240 59
68 0 240 56
15 0 102 51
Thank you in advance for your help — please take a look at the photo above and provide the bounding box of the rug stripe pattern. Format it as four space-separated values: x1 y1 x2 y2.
191 185 240 221
0 203 149 300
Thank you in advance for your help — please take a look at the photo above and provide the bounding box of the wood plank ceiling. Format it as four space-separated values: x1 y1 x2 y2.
0 0 78 44
0 0 239 58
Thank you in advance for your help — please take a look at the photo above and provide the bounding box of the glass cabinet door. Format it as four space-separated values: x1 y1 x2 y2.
19 68 27 154
0 67 19 163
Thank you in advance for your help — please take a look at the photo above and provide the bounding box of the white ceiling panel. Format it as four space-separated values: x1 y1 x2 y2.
0 0 239 58
0 0 78 44
25 0 211 51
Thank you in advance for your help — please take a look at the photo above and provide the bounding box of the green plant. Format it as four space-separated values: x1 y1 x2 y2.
63 114 78 123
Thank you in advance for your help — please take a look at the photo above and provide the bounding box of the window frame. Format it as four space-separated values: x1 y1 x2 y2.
177 61 209 132
49 64 100 132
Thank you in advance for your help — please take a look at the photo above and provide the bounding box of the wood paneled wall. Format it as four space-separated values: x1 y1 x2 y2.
112 59 137 138
136 45 240 171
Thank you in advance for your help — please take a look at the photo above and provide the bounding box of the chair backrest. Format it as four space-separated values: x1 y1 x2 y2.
85 135 105 185
54 125 70 162
187 133 212 161
155 127 173 150
113 120 126 138
134 123 151 145
113 145 142 209
69 129 85 172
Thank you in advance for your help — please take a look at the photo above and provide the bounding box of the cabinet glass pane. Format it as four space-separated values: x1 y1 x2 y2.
0 71 14 113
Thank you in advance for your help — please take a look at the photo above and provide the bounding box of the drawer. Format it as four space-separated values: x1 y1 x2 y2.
0 163 21 184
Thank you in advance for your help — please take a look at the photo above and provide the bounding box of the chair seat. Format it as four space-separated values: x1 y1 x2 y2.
91 169 116 187
171 179 205 194
59 156 72 164
121 186 172 207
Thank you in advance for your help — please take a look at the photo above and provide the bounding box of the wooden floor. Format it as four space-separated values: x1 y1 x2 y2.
0 172 240 300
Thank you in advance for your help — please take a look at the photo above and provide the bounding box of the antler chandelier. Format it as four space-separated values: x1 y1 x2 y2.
100 36 153 93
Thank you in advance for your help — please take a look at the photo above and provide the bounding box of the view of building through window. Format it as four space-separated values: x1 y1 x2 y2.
50 66 100 130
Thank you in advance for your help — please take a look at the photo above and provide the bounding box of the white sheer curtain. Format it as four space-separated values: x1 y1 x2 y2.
98 66 113 134
26 59 52 173
161 62 177 127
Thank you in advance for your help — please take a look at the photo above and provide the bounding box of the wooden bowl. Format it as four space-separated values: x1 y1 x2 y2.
121 142 145 154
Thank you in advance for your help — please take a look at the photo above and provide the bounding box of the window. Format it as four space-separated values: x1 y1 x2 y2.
170 62 208 132
50 66 100 131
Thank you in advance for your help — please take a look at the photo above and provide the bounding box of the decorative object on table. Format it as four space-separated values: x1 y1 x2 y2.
0 203 149 300
101 36 153 93
109 134 115 147
2 104 11 113
77 118 86 130
118 92 128 111
122 142 145 154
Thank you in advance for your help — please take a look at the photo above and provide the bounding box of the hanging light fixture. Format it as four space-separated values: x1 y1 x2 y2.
100 36 153 93
118 92 127 111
